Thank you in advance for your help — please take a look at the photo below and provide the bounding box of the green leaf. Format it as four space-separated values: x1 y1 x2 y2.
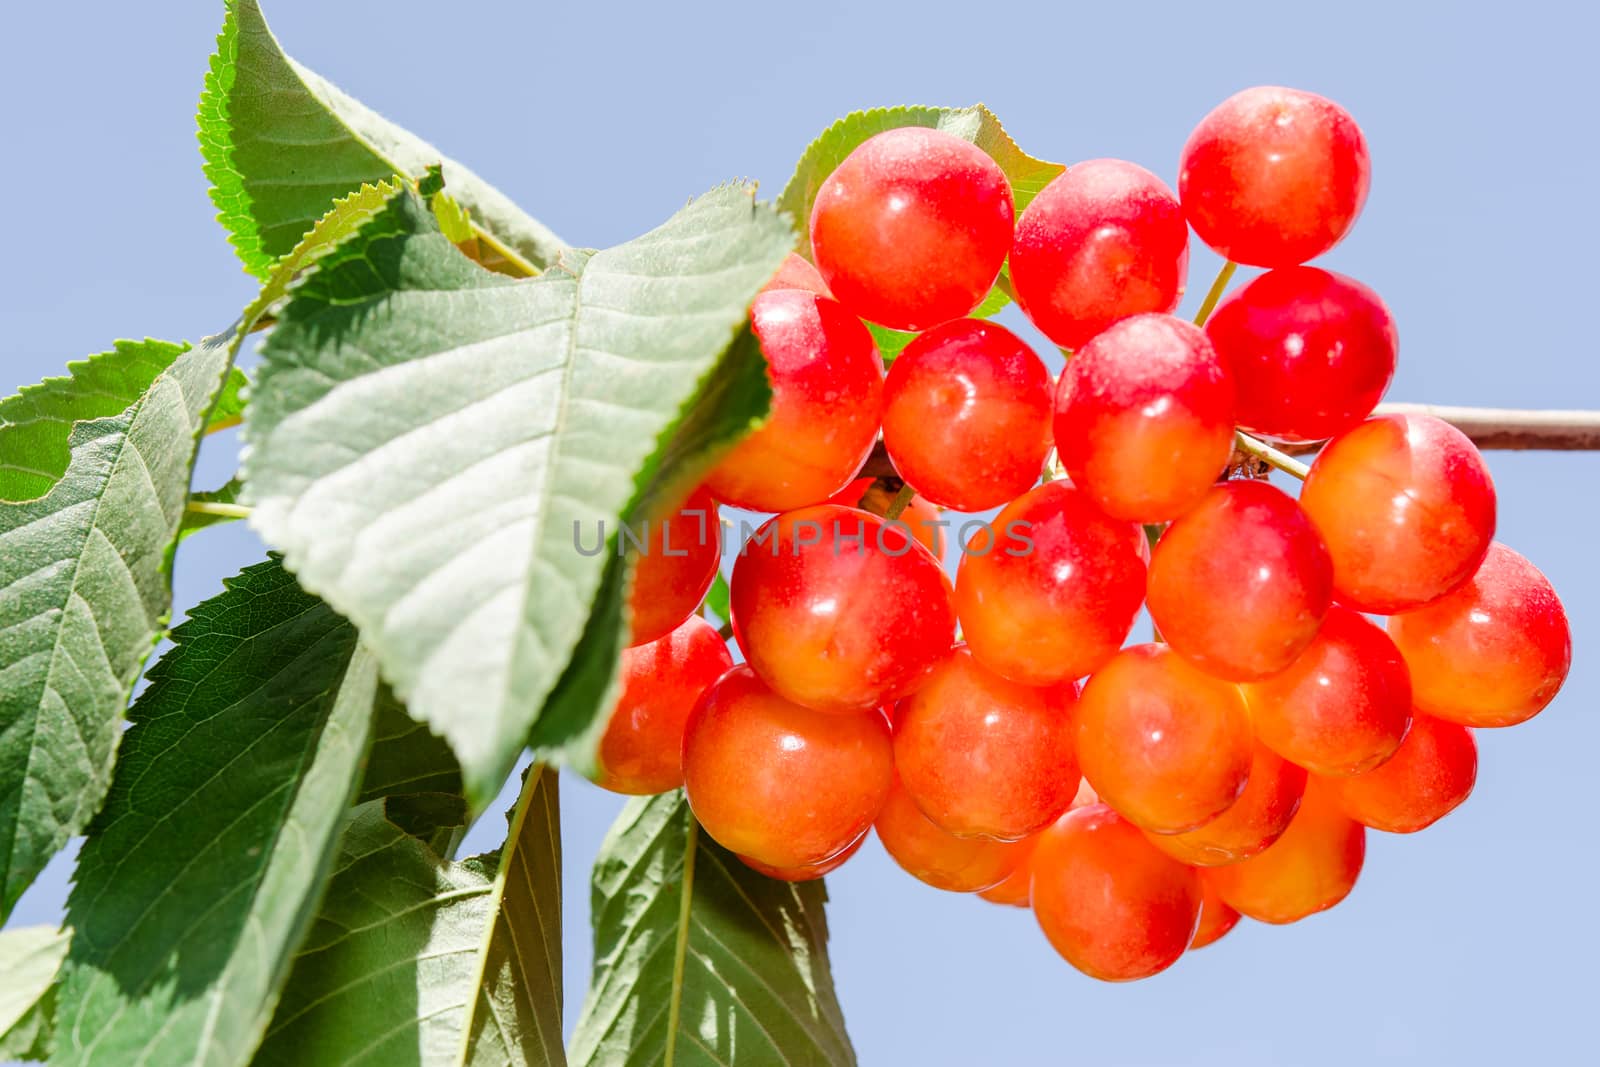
569 792 856 1067
208 366 251 434
703 571 730 623
0 331 236 918
359 693 467 858
255 767 564 1067
54 558 382 1067
244 182 792 806
777 104 1063 240
0 924 69 1060
176 473 245 542
200 0 564 279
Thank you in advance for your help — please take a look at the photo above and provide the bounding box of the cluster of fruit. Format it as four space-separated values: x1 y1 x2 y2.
589 86 1573 981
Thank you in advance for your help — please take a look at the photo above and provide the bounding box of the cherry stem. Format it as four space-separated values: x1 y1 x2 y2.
1274 403 1600 454
1234 431 1311 480
882 482 917 521
184 499 253 520
1192 260 1238 327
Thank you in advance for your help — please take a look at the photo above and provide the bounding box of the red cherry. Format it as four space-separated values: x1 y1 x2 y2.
823 478 945 558
882 319 1054 511
976 833 1042 908
875 775 1031 892
1204 267 1397 441
1245 605 1412 776
705 289 883 512
1190 874 1241 950
1146 481 1334 681
683 666 893 869
1053 313 1235 522
1075 643 1254 835
893 647 1080 841
1144 740 1306 866
1179 86 1371 267
1010 159 1190 350
1209 778 1365 924
627 487 721 646
1299 414 1496 613
1334 714 1477 833
1031 804 1203 981
760 251 831 296
730 505 956 713
809 127 1014 330
955 481 1147 687
592 615 733 795
1387 542 1571 727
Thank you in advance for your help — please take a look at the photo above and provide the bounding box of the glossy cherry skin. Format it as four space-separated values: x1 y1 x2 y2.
1245 605 1412 776
731 505 956 713
809 126 1014 331
977 833 1042 907
705 289 883 512
739 832 865 882
1204 267 1397 441
1300 413 1496 614
1076 643 1254 834
1053 313 1235 522
882 319 1054 511
1209 777 1365 924
1147 481 1333 681
592 615 734 795
1031 804 1203 981
682 666 893 869
1145 740 1306 866
1190 874 1241 950
1334 713 1477 833
824 478 944 559
761 251 831 296
893 647 1080 841
1179 86 1371 267
626 487 722 646
955 481 1147 687
1010 159 1190 350
875 775 1030 892
1388 543 1571 727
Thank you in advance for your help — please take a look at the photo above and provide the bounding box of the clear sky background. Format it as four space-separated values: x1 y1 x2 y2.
3 2 1596 1064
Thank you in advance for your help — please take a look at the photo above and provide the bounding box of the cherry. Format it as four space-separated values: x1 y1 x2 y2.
1144 740 1306 866
683 666 893 869
1031 803 1203 981
955 480 1147 687
1334 713 1477 834
1299 415 1496 614
626 487 721 647
893 647 1079 841
882 319 1054 511
1190 874 1241 950
1009 159 1190 350
705 289 883 513
730 505 956 713
761 251 831 296
1204 267 1397 442
1075 643 1254 834
824 478 944 558
1209 778 1365 924
809 127 1014 331
1387 542 1571 727
591 615 734 795
1053 313 1235 522
1146 481 1333 681
1245 605 1412 776
875 775 1030 892
977 833 1041 908
739 832 865 883
1179 86 1371 267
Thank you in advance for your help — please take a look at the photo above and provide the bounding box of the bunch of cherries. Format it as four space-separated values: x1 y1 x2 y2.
589 86 1573 981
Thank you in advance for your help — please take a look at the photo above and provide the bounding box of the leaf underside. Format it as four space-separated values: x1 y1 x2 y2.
569 792 856 1067
0 331 235 919
0 924 70 1059
200 0 564 279
56 558 381 1067
243 182 791 805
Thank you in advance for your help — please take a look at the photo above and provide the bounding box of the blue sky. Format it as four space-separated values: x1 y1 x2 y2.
3 2 1596 1064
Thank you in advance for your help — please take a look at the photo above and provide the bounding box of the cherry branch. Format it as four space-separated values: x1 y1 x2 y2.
1279 403 1600 454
